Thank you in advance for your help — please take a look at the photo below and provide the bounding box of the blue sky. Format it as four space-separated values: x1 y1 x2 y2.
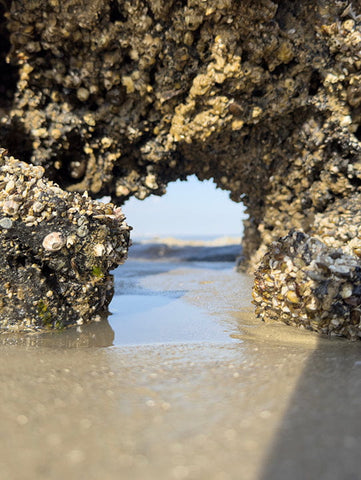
121 175 246 239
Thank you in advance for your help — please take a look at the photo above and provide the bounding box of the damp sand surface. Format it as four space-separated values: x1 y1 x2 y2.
1 238 361 480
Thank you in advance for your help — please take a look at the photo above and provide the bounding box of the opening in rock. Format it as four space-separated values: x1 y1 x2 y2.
109 175 248 346
122 175 246 241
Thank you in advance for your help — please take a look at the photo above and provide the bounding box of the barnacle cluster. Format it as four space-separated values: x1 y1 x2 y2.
0 149 130 331
253 228 361 340
1 1 361 336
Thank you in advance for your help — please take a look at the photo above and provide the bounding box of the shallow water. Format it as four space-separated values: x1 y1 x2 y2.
110 254 241 346
1 240 361 480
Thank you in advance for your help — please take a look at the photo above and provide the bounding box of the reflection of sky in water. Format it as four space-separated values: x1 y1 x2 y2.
110 293 232 346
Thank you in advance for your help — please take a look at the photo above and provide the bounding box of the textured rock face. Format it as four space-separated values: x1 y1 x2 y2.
2 0 360 261
0 150 130 331
253 229 361 340
1 0 361 336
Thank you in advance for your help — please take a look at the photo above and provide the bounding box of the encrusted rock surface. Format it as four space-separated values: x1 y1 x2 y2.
253 229 361 340
2 0 360 255
0 149 130 331
2 1 361 336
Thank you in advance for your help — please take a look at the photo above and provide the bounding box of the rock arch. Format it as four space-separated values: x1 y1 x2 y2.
1 0 361 337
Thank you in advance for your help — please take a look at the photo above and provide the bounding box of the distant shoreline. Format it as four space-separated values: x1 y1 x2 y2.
131 235 242 247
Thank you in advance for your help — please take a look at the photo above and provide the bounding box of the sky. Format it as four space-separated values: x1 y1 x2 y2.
121 175 246 239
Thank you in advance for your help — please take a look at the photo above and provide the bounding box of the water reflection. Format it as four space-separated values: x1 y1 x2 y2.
0 317 114 348
110 292 231 346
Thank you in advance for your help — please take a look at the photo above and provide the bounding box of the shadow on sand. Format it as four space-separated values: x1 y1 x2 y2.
259 336 361 480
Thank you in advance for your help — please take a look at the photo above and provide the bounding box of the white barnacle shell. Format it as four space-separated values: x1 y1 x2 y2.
66 234 77 248
0 217 13 229
32 201 45 213
106 243 114 254
113 207 125 221
42 232 65 252
93 243 105 257
3 200 20 216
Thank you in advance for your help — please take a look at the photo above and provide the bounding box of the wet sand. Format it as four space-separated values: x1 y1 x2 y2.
1 242 361 480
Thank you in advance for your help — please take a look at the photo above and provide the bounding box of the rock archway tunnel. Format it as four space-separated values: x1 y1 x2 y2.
1 0 361 338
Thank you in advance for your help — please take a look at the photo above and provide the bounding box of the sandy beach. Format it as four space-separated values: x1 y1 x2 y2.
0 240 360 480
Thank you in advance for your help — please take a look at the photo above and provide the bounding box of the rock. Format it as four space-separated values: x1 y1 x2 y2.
2 1 361 337
253 191 361 339
1 1 359 260
0 149 130 331
253 230 361 340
